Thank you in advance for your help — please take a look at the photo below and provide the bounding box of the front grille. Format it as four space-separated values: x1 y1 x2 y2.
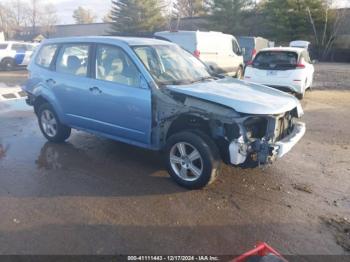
275 112 293 141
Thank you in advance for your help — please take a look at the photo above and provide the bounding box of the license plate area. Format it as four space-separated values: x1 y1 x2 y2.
267 70 278 76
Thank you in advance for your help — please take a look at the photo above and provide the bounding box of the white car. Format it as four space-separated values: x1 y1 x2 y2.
244 47 314 99
154 31 245 78
0 41 37 70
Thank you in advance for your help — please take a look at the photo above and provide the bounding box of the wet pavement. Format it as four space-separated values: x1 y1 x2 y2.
0 70 349 255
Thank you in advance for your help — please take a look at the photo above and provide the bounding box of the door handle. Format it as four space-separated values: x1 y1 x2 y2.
89 86 102 94
46 78 56 85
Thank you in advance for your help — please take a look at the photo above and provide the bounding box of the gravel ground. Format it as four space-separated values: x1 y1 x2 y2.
0 65 349 258
313 63 350 90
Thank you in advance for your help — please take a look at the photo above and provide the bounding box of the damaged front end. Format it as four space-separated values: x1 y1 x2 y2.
228 108 305 167
153 82 305 168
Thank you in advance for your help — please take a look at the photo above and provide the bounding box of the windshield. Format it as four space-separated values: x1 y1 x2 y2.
132 45 212 85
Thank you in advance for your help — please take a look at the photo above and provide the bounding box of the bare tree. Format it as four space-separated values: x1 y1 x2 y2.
26 0 45 34
0 3 15 39
307 0 347 60
173 0 208 18
72 6 97 24
102 11 112 23
40 4 58 37
9 0 30 28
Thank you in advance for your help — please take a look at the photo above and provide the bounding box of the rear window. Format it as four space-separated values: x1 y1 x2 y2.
253 51 298 70
0 44 8 50
11 44 27 51
35 44 58 68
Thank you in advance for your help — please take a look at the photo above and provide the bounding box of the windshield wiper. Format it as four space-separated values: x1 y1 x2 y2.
189 76 216 84
159 80 188 86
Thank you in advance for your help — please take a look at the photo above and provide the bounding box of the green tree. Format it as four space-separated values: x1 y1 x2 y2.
110 0 166 35
209 0 254 35
173 0 209 18
261 0 327 43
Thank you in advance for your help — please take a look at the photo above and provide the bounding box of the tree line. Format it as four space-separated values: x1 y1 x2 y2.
0 0 57 38
0 0 347 59
106 0 347 60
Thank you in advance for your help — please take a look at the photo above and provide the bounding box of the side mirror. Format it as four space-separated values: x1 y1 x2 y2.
241 48 246 55
312 59 318 64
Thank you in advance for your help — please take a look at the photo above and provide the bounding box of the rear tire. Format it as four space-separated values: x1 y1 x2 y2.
236 66 244 79
38 103 71 143
296 79 307 100
1 58 15 71
296 92 305 100
165 131 221 189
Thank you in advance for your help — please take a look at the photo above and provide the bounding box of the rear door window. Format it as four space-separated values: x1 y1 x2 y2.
253 51 298 70
56 44 89 77
35 44 58 68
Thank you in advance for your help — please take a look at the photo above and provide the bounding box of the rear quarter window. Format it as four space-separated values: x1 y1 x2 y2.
35 44 58 68
0 44 8 50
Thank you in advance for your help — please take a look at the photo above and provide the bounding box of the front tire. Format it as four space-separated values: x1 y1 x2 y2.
165 131 221 189
38 103 71 143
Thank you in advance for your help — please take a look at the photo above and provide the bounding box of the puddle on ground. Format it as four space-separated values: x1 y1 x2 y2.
0 99 31 113
0 83 23 89
0 143 9 159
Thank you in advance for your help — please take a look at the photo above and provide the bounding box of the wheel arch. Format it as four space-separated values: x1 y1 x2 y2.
166 113 212 141
1 56 15 63
33 94 65 124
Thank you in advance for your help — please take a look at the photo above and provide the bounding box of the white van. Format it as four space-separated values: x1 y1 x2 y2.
154 31 245 78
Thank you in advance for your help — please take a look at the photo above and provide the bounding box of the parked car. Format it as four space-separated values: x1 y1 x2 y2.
23 37 305 189
0 41 37 70
290 40 316 60
238 36 270 64
244 47 314 99
154 31 245 79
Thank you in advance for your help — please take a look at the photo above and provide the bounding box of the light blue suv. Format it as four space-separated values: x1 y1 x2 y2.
24 36 306 189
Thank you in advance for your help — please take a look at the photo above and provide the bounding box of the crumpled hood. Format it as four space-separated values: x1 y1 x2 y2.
167 78 302 115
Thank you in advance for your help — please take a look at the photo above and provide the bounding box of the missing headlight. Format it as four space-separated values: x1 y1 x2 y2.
244 117 268 139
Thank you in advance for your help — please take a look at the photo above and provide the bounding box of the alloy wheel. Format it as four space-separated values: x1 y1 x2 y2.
40 109 58 137
169 142 203 181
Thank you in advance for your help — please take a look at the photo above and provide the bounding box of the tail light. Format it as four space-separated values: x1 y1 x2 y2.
251 48 257 59
193 49 200 58
246 60 253 67
296 63 305 69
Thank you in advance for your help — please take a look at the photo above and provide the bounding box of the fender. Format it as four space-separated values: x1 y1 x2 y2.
30 83 67 125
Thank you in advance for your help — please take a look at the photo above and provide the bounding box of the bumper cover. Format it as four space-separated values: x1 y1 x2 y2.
274 121 306 158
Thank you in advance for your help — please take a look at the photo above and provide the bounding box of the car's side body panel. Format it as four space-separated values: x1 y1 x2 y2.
25 37 154 148
24 36 305 167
